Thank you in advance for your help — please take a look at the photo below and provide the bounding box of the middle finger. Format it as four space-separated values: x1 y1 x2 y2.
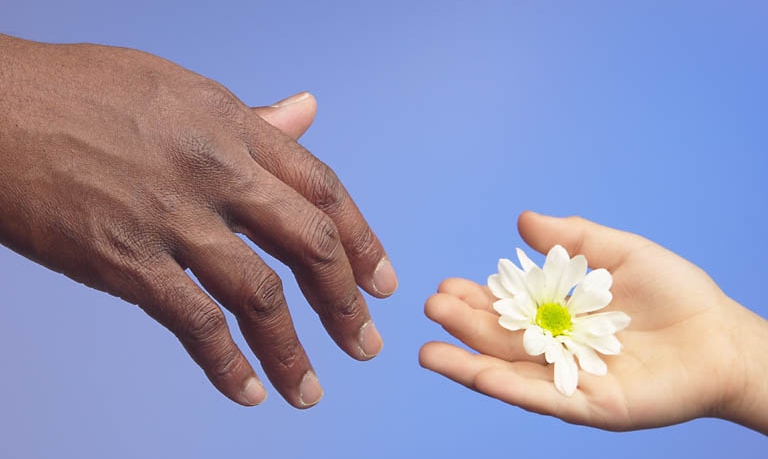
177 220 322 408
227 171 382 361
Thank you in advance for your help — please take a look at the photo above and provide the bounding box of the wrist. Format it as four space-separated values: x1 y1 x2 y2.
715 297 768 434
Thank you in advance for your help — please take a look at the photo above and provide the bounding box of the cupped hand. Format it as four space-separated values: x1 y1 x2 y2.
420 211 768 432
0 34 397 408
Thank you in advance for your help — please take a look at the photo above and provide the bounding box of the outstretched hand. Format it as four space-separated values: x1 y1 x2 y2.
0 34 397 408
420 211 768 433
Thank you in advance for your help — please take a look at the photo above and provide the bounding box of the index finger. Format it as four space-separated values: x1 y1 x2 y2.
243 116 398 298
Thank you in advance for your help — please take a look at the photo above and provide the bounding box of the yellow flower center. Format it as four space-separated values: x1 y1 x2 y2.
535 302 572 336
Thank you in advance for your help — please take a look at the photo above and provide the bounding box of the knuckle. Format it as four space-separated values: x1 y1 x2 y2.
565 215 588 254
167 82 250 188
302 213 342 267
175 129 225 172
208 347 242 380
272 339 301 370
183 304 228 345
348 224 377 259
195 80 244 122
177 129 218 161
102 221 167 268
172 127 253 195
173 129 224 178
243 270 286 320
565 214 589 233
308 162 346 214
328 289 364 323
93 234 172 305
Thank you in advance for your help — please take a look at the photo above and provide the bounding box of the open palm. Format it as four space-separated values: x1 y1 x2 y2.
420 211 762 431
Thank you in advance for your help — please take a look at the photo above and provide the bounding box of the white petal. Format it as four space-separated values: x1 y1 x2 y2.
492 298 516 316
516 248 538 273
544 340 565 364
545 244 570 262
580 333 623 355
498 259 529 296
567 286 612 314
498 316 529 331
574 311 631 336
582 268 613 290
523 326 551 356
541 245 568 302
544 338 566 364
493 298 531 322
606 311 631 332
515 295 538 319
544 252 588 304
558 254 588 298
487 274 511 299
525 266 547 301
565 339 607 375
553 349 579 396
543 246 569 283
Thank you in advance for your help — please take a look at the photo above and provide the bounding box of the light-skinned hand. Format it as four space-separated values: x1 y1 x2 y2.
420 211 768 434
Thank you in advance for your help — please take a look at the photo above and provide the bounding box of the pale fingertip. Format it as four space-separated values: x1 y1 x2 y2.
418 341 440 370
270 91 312 108
298 371 324 408
417 341 456 372
517 210 543 227
423 293 450 323
372 257 398 296
241 377 267 406
358 320 383 359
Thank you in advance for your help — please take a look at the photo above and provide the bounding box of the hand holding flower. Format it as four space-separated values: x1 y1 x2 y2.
419 211 768 434
489 245 630 396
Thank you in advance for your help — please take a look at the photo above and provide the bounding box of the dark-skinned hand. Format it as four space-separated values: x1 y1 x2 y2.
0 33 398 408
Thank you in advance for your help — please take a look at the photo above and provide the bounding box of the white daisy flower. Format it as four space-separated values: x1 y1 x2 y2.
488 245 630 396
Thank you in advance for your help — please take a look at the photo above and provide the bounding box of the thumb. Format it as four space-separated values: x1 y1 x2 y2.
252 92 317 140
517 211 650 271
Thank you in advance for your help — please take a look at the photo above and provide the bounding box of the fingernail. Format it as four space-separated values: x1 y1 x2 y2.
358 320 383 359
241 377 267 406
298 371 323 407
372 258 398 296
271 91 311 108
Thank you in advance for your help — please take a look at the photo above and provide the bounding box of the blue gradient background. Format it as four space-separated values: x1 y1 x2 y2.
1 1 766 457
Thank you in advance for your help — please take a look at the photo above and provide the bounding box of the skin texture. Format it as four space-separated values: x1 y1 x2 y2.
0 34 398 408
420 211 768 434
